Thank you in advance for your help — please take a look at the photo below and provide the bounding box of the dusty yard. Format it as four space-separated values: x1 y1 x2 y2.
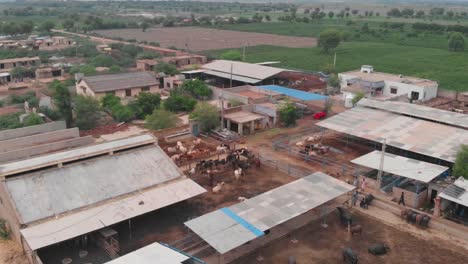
0 240 28 264
233 211 468 264
94 27 317 51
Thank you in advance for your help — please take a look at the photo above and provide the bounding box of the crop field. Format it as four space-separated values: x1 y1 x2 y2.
205 42 468 91
93 27 317 51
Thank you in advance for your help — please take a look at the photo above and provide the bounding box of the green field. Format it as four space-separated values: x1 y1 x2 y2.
205 42 468 91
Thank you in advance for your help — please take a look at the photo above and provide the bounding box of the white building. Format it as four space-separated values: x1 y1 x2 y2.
339 65 438 103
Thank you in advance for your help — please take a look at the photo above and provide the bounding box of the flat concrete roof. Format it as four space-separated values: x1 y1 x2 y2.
351 151 448 183
6 143 187 224
105 242 191 264
185 172 354 254
21 178 206 251
358 98 468 129
317 107 468 162
340 70 437 87
224 111 265 124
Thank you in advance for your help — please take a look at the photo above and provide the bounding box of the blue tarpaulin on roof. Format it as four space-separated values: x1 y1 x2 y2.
258 85 328 101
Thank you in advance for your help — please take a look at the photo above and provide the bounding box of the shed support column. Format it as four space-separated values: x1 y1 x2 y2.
128 219 132 240
250 120 255 134
238 123 243 135
227 119 231 130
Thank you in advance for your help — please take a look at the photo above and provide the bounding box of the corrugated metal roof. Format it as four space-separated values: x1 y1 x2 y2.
203 70 261 84
351 151 448 183
21 178 206 251
317 107 468 162
439 177 468 208
6 143 184 224
258 85 328 101
358 98 468 129
105 242 190 264
185 172 354 254
202 60 285 81
0 134 156 177
0 56 40 64
82 72 159 93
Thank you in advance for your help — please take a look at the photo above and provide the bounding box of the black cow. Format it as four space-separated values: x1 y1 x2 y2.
343 248 358 264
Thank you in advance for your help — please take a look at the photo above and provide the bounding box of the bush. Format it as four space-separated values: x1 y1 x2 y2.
352 91 365 105
9 91 38 107
130 92 161 119
0 113 22 130
220 50 242 61
191 102 219 132
89 55 115 67
453 145 468 179
448 32 465 52
38 106 61 120
50 80 73 127
145 109 177 130
111 104 135 122
164 94 197 112
22 113 44 127
74 95 101 130
182 79 212 99
154 62 179 75
279 101 299 127
101 94 121 109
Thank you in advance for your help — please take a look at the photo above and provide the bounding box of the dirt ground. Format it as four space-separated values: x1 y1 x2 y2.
0 240 28 264
94 27 317 51
233 211 468 264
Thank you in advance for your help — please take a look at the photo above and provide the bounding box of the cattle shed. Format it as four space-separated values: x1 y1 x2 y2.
351 151 449 208
0 134 206 264
438 177 468 224
184 172 355 262
105 242 205 264
316 101 468 164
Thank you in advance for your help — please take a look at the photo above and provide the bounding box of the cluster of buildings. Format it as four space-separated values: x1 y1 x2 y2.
0 35 75 51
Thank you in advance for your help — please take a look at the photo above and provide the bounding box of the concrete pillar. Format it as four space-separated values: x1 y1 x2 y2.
250 120 255 134
433 196 441 217
227 119 231 130
238 123 243 135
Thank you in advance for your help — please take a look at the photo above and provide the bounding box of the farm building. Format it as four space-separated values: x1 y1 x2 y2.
185 172 355 263
105 242 205 264
35 67 64 79
317 98 468 164
0 56 40 72
0 134 205 264
0 72 11 84
201 60 290 87
351 151 449 209
438 177 468 224
0 121 94 164
75 71 160 98
161 54 207 69
339 65 438 103
219 85 283 105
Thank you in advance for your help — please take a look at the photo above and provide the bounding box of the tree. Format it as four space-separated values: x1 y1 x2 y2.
182 79 212 99
415 10 425 18
111 104 134 122
265 15 271 21
132 92 161 119
453 145 468 179
328 11 335 19
101 93 121 109
141 22 149 32
327 74 340 88
191 102 219 132
164 94 197 112
90 55 115 67
154 62 179 75
50 80 73 127
448 32 465 52
145 109 177 130
278 101 299 127
22 113 44 127
318 29 342 53
20 21 34 34
109 65 121 73
352 91 365 105
74 95 101 130
220 50 242 61
63 20 74 31
40 21 55 32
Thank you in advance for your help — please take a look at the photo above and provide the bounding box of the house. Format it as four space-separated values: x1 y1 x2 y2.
201 60 290 87
0 72 11 85
35 67 63 79
161 54 207 69
0 134 205 264
35 36 74 50
75 71 160 98
339 65 438 102
136 59 158 71
219 85 283 105
0 56 40 72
